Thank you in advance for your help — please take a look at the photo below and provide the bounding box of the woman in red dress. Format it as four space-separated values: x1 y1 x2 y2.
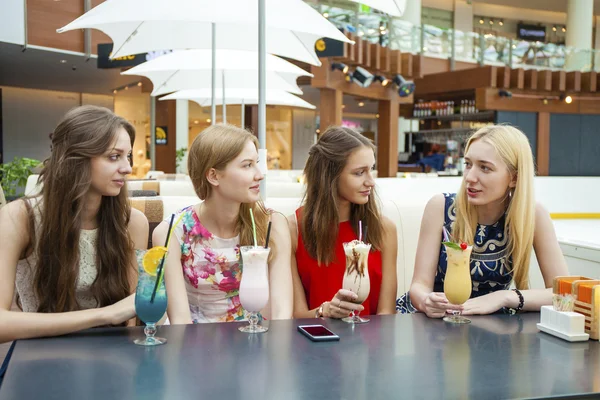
288 126 398 319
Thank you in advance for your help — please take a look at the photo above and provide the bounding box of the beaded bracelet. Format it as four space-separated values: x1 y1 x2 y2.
504 288 524 315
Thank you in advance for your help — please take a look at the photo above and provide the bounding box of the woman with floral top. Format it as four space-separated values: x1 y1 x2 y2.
153 124 293 323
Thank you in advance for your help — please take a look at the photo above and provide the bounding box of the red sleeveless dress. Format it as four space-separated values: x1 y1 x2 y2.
295 208 383 316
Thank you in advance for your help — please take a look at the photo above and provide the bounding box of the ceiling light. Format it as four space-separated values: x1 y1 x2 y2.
342 104 346 109
194 120 199 124
374 75 389 86
60 59 67 64
331 62 349 74
552 26 557 32
489 19 494 25
137 82 142 87
564 95 573 104
113 90 117 94
351 67 375 88
562 27 567 32
206 118 211 123
376 114 380 118
358 101 365 107
316 129 321 134
542 98 549 105
499 20 504 26
323 12 329 18
479 19 484 25
124 86 128 90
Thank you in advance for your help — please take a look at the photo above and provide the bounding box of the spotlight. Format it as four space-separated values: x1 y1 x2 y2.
498 89 512 98
331 62 349 74
562 26 566 33
542 98 549 105
499 20 504 26
489 19 494 25
479 18 484 25
351 66 374 88
374 75 390 86
552 26 557 32
323 12 329 18
560 94 573 104
391 75 415 97
137 82 142 87
358 101 365 107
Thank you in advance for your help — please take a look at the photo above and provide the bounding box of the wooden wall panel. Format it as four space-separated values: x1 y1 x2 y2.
536 112 550 176
552 71 566 92
581 72 597 92
155 100 176 173
566 72 581 92
28 0 84 52
510 69 525 89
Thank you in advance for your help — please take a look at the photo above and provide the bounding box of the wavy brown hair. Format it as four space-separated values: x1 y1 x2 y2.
301 126 383 265
26 105 135 313
188 124 273 261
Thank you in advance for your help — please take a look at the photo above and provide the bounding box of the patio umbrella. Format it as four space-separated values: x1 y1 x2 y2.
161 88 316 110
122 49 312 96
57 0 350 65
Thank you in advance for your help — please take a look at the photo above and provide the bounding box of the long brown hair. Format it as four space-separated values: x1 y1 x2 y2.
188 124 273 260
27 105 135 313
452 125 535 289
301 126 383 265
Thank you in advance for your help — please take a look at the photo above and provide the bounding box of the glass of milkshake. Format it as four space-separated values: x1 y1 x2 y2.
239 246 271 333
342 240 371 324
442 242 473 324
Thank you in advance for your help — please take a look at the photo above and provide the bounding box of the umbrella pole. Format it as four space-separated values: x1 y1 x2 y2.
222 70 226 123
258 0 267 198
211 22 216 125
241 98 245 128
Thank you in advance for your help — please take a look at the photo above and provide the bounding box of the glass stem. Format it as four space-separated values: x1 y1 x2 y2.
248 312 259 332
145 323 157 342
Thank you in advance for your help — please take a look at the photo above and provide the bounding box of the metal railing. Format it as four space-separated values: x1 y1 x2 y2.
312 1 599 73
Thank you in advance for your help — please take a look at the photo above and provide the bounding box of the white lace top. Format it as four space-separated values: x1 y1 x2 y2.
15 200 100 312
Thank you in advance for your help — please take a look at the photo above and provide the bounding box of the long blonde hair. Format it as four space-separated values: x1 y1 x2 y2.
452 125 535 289
187 124 272 259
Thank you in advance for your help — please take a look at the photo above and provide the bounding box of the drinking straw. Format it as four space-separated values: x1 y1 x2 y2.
249 208 258 247
151 213 184 302
359 220 363 242
264 218 272 249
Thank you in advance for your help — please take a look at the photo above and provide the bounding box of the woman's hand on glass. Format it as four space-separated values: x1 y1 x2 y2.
423 292 463 319
461 291 507 316
324 289 364 319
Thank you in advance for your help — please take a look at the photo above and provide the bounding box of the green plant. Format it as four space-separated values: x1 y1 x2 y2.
0 157 41 197
175 147 188 170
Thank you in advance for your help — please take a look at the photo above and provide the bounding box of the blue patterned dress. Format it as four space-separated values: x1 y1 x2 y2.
397 193 513 313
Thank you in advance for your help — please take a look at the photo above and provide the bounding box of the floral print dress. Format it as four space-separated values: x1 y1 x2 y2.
170 206 250 323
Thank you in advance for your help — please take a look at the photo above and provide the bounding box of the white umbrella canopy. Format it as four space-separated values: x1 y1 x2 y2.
348 0 406 17
57 0 352 65
125 68 304 96
161 89 316 109
122 49 312 96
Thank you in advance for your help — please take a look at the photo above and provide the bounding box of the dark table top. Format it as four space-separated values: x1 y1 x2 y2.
0 313 599 400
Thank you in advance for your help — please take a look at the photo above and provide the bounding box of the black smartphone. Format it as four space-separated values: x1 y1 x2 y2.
297 324 340 342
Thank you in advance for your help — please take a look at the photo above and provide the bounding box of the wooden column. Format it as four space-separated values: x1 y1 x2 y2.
155 100 177 173
319 89 342 131
536 112 550 176
377 99 399 178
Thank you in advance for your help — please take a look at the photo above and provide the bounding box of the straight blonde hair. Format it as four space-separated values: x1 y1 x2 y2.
187 124 272 260
452 125 535 289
